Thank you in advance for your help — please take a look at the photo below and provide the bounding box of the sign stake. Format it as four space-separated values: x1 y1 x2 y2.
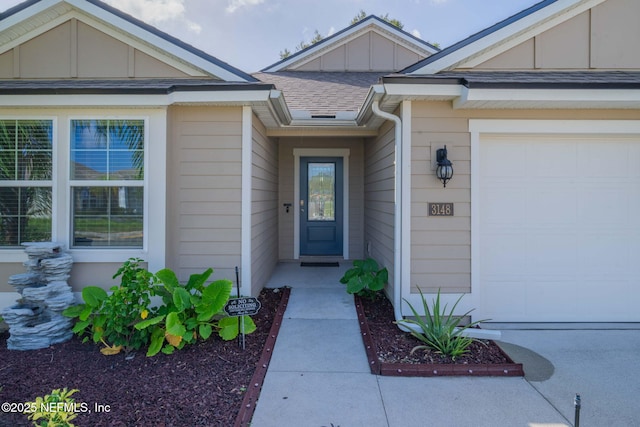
235 266 242 348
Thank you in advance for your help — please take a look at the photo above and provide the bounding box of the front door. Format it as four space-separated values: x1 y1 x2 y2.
300 157 343 255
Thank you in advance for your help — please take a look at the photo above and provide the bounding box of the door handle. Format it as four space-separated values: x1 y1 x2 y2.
300 199 305 213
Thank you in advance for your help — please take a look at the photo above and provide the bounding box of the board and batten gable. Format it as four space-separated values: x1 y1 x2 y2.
0 18 193 79
250 112 278 296
294 31 427 72
166 106 243 285
467 0 640 70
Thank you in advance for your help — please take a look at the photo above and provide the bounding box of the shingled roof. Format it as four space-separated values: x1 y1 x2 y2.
254 71 382 116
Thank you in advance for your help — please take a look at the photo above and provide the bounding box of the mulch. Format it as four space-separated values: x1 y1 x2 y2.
0 287 289 427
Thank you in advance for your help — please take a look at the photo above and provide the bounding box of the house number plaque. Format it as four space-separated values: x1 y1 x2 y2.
428 203 454 217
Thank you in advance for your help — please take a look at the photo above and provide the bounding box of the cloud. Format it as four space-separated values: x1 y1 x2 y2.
411 29 421 39
226 0 265 13
105 0 201 33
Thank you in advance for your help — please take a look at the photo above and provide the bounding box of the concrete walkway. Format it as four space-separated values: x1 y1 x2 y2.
251 263 640 427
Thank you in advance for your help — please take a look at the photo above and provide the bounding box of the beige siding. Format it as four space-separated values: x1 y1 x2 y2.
0 20 191 79
473 0 640 71
278 137 365 260
364 120 396 292
0 263 24 293
410 101 640 295
69 263 124 290
591 0 640 68
251 114 279 296
166 106 243 283
289 29 428 72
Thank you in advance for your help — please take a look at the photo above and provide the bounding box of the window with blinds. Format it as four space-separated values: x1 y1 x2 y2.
70 119 145 248
0 120 53 247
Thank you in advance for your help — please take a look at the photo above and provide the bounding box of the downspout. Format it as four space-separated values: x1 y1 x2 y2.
371 93 501 340
371 99 408 331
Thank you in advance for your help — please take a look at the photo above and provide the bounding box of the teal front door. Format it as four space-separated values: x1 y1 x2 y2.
300 157 343 256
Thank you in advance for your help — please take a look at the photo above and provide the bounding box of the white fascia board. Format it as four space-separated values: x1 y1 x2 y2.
168 90 271 104
0 6 75 55
0 0 63 31
0 94 169 107
410 0 606 74
455 88 640 109
63 0 249 81
0 91 271 107
469 119 640 135
383 83 462 98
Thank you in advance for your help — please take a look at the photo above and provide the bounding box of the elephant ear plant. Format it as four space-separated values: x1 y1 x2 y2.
395 288 488 360
134 267 256 357
63 258 256 357
340 258 388 300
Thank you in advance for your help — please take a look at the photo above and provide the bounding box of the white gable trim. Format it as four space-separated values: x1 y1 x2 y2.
1 0 249 81
263 17 437 72
409 0 607 74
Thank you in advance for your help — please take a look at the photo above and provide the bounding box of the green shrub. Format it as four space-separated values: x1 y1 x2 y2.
339 258 388 300
64 258 256 357
395 288 486 359
24 388 80 427
63 258 156 355
134 268 256 357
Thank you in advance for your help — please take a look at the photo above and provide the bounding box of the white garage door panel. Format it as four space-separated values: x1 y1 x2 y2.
480 135 640 321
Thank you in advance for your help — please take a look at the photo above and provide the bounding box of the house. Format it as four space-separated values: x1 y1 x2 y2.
1 0 639 322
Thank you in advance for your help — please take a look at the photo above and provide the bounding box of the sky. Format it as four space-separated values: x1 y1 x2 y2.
0 0 541 72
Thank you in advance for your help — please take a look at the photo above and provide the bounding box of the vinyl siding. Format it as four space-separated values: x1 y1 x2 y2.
364 119 396 292
166 106 243 283
0 20 191 79
409 101 640 295
251 113 278 296
472 0 640 70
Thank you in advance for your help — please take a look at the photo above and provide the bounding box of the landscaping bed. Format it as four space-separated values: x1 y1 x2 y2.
355 293 524 377
0 287 289 427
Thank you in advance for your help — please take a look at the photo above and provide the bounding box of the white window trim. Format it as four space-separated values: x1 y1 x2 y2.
1 110 166 272
0 116 57 262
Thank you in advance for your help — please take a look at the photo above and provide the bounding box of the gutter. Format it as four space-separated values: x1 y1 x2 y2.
370 86 501 341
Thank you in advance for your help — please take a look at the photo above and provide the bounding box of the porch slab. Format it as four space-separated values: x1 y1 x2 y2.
264 262 349 289
285 287 355 319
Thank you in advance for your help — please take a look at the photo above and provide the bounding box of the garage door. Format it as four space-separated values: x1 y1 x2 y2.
479 134 640 322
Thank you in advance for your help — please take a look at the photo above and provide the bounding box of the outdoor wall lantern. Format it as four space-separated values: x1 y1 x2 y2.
436 145 453 188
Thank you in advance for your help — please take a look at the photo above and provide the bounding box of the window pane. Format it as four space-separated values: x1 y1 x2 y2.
308 163 335 221
70 119 143 180
0 187 52 246
72 186 143 248
0 120 52 181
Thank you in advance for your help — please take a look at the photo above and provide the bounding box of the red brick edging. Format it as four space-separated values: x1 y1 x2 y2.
354 295 524 377
234 287 291 427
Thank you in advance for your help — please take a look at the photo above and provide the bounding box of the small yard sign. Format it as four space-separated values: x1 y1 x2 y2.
224 297 261 317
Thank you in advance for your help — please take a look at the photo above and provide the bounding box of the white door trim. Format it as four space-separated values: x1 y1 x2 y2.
293 148 350 259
